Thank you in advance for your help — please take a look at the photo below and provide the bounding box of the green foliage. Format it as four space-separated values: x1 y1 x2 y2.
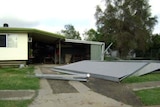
147 34 160 59
0 66 39 90
135 88 160 105
151 34 160 49
104 56 120 61
122 73 160 83
95 0 157 58
83 28 99 41
61 24 81 40
0 100 32 107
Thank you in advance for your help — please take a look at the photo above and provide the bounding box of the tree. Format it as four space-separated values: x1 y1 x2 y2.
83 28 99 41
95 0 157 57
151 34 160 49
61 24 81 40
148 34 160 59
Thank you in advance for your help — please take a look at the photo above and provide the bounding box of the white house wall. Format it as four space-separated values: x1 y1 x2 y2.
0 33 28 60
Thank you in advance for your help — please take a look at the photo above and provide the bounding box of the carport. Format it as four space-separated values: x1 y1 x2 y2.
27 29 65 64
28 33 105 64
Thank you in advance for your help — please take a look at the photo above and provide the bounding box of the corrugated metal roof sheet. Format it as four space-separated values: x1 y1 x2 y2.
65 39 104 45
53 60 149 82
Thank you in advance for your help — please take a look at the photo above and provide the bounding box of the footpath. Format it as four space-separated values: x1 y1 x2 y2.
126 81 160 91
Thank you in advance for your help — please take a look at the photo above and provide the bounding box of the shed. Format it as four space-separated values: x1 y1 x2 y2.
63 39 105 62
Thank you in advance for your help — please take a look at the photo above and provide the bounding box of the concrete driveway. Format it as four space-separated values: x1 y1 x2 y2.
29 66 131 107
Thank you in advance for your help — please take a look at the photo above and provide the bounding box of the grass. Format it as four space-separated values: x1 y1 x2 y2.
104 56 120 61
135 88 160 106
0 66 39 107
0 100 32 107
0 66 39 90
122 72 160 106
122 73 160 83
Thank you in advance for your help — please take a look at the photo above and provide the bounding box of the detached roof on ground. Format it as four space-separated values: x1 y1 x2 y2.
53 60 160 82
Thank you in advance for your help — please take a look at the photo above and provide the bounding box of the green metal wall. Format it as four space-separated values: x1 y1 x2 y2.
91 44 102 60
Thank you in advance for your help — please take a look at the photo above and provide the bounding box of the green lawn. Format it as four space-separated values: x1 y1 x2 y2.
135 88 160 106
0 66 39 90
122 73 160 83
0 66 39 107
122 72 160 106
0 100 32 107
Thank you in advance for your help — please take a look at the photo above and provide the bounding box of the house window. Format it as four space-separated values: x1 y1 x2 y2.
7 34 17 47
0 34 17 48
0 35 6 47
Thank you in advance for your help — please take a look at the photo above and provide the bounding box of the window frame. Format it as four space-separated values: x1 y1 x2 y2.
0 34 7 47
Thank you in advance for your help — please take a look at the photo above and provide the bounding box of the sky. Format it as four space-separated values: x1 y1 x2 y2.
0 0 159 36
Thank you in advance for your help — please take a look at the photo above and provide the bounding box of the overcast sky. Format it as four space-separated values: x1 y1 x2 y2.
0 0 159 36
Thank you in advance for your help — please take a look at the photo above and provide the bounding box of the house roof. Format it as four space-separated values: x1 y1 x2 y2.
65 39 105 45
0 27 65 44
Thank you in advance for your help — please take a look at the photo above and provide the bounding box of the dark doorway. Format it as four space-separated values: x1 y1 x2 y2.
29 41 55 64
61 42 90 63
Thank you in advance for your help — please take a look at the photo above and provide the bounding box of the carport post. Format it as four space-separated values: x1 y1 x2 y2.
101 43 105 61
58 40 61 64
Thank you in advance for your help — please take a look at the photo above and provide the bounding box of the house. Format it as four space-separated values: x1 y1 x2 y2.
0 27 105 65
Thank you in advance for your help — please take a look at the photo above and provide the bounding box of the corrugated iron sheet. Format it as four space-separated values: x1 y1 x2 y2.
53 60 150 82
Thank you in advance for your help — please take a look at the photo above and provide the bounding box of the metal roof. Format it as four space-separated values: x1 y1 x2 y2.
0 27 64 39
65 39 104 45
0 27 65 44
53 60 149 82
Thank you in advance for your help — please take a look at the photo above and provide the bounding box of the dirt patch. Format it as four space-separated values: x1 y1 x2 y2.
40 67 59 74
40 67 78 94
47 80 78 94
83 78 142 107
